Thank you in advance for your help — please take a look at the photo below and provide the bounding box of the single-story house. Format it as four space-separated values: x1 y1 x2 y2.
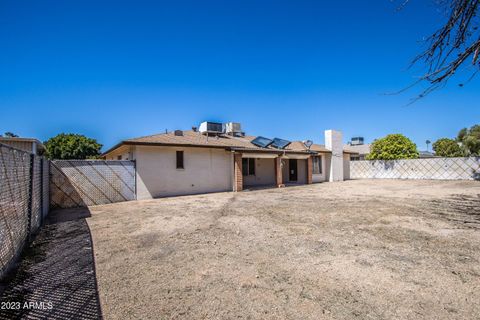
347 143 371 161
102 122 357 199
418 151 438 158
0 137 45 155
345 137 371 161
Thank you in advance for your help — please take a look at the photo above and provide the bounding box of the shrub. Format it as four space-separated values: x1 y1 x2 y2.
44 133 102 160
367 134 418 160
432 138 463 157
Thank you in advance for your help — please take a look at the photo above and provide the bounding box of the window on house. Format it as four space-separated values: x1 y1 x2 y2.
176 151 184 169
242 158 255 176
312 156 322 174
117 155 122 160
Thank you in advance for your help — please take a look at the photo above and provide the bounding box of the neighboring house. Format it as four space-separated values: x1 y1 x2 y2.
418 151 437 158
102 122 357 199
0 137 45 155
347 144 371 161
345 137 371 161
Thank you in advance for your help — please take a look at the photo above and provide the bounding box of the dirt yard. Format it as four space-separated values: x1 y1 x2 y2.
86 180 480 320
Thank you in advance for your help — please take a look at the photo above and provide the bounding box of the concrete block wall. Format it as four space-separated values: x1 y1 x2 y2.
350 157 480 180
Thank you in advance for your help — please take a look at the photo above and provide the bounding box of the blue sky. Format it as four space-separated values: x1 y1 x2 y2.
1 0 479 151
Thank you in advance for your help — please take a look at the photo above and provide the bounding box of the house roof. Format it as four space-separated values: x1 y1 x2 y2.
102 130 358 157
419 151 438 158
344 143 371 155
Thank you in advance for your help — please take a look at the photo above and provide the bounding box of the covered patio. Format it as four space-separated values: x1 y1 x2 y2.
232 149 313 191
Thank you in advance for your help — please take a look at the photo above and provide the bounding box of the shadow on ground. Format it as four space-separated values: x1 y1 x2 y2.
0 207 102 319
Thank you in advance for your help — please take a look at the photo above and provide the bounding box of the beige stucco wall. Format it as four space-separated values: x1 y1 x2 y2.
0 140 36 154
297 159 307 184
135 146 233 199
281 158 307 184
243 158 276 187
323 153 332 182
312 153 328 183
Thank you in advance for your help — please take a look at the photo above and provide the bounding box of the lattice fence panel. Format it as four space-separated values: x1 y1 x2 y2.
50 160 136 209
350 157 480 180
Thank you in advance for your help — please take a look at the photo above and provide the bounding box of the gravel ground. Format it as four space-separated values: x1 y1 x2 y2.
0 208 102 320
86 179 480 320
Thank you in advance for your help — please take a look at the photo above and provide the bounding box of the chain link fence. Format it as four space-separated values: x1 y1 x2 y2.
0 143 49 279
1 146 135 280
350 157 480 180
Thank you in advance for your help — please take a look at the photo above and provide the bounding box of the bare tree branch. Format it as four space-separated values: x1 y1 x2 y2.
399 0 480 101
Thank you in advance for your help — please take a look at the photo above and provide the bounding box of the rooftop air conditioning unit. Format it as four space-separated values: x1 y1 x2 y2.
224 122 243 136
350 137 364 146
199 121 224 135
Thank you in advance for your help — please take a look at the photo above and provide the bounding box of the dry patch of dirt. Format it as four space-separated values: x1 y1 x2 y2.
86 179 480 320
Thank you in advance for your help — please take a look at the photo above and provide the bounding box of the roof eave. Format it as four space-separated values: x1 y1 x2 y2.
101 141 127 157
102 140 235 157
228 147 318 155
102 141 357 157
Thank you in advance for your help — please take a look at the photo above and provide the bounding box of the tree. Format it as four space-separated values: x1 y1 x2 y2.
405 0 480 100
433 138 464 157
366 134 419 160
44 133 102 160
4 132 19 137
457 124 480 155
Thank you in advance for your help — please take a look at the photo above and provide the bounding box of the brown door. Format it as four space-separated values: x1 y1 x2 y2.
289 159 297 181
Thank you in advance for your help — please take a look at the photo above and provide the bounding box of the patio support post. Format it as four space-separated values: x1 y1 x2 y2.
307 156 313 184
234 153 243 192
275 156 284 187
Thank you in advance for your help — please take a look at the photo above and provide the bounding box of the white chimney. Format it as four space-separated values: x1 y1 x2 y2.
325 130 344 182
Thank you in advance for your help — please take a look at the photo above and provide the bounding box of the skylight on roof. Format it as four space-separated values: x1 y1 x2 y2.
271 138 291 149
251 136 273 148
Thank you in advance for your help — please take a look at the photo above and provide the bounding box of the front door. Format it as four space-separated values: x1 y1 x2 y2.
289 159 298 181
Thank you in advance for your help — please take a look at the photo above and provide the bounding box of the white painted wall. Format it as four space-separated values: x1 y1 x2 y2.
312 154 328 183
243 158 276 187
350 157 480 180
135 146 233 199
325 130 344 181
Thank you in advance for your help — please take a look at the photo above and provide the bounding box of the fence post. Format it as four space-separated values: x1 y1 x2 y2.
39 157 44 226
27 154 34 242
